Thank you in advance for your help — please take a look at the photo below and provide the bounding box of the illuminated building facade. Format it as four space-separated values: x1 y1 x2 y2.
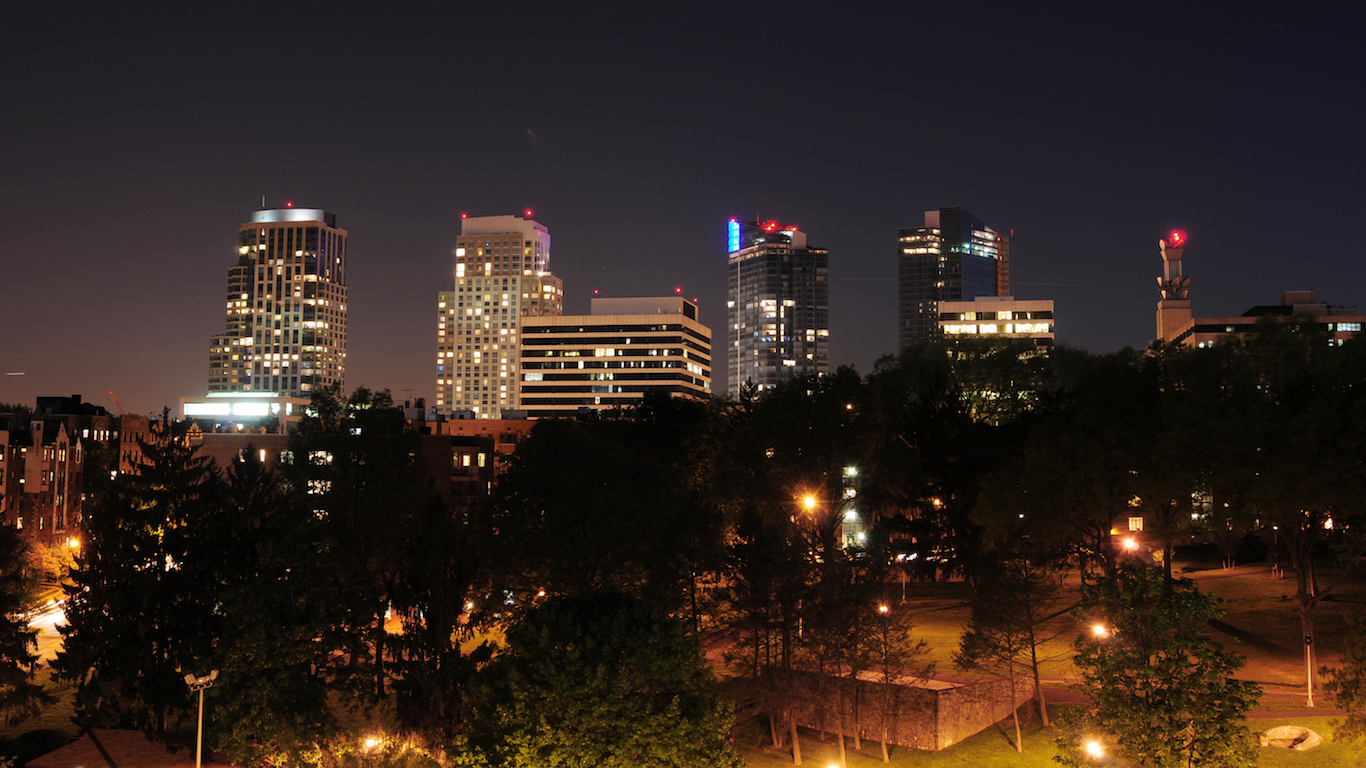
208 207 347 398
181 392 310 431
0 413 82 549
898 207 1012 349
726 220 829 395
519 296 712 417
436 214 563 418
939 296 1055 347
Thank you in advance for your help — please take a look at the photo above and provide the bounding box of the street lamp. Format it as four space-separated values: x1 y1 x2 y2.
184 670 218 768
803 494 817 512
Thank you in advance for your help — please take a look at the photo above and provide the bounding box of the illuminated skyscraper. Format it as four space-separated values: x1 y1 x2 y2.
726 219 829 396
207 207 347 397
436 214 563 418
898 207 1012 349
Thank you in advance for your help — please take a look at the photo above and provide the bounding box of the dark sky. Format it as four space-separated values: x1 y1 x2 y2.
2 3 1361 415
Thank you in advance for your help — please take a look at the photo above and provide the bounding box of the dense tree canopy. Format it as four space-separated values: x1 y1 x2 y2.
41 329 1366 761
470 592 742 768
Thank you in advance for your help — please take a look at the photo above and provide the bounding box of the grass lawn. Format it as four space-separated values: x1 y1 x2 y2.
1254 718 1366 768
736 712 1366 768
897 578 1081 683
736 713 1063 768
1191 563 1366 687
0 668 75 743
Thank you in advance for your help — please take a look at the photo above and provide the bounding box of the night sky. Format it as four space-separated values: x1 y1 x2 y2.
3 4 1361 415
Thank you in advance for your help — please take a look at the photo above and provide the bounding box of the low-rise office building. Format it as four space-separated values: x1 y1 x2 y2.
519 296 712 418
938 296 1055 347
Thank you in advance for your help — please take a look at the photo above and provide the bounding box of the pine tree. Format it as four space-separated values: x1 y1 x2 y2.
56 410 220 733
0 526 46 723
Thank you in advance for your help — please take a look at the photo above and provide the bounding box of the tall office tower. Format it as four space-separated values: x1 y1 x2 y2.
208 207 347 397
519 296 712 418
897 207 1012 349
436 214 563 418
726 219 829 396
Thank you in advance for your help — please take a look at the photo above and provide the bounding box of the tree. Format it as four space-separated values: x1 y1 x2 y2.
954 552 1066 749
0 526 46 724
1213 323 1366 706
869 341 1031 584
864 598 929 763
1060 563 1260 768
1322 613 1366 742
470 592 743 768
200 447 344 765
282 384 429 704
387 492 491 750
57 410 220 734
488 418 680 600
973 349 1160 586
21 539 76 585
0 404 33 421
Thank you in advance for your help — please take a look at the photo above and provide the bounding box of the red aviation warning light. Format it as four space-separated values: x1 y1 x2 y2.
1169 230 1186 247
285 201 293 208
675 286 682 294
460 212 467 219
525 208 534 218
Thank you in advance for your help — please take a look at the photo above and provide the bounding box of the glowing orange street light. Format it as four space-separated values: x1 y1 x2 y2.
1123 538 1138 552
1085 740 1104 759
878 604 890 615
1092 624 1109 638
802 495 817 512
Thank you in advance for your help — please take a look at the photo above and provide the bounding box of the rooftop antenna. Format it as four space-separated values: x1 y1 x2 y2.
261 194 266 208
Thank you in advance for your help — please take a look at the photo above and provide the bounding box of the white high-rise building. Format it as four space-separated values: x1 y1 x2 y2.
436 214 562 418
208 207 347 397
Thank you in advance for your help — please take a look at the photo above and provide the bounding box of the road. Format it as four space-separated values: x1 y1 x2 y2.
27 599 67 664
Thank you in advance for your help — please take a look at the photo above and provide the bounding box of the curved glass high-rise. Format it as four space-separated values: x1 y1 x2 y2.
208 207 347 397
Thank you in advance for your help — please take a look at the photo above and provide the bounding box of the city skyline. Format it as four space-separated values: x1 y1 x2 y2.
3 5 1361 415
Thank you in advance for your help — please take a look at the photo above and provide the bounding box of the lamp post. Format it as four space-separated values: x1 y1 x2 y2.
184 670 218 768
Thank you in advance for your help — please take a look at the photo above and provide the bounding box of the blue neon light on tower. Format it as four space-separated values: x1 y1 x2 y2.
728 220 741 253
